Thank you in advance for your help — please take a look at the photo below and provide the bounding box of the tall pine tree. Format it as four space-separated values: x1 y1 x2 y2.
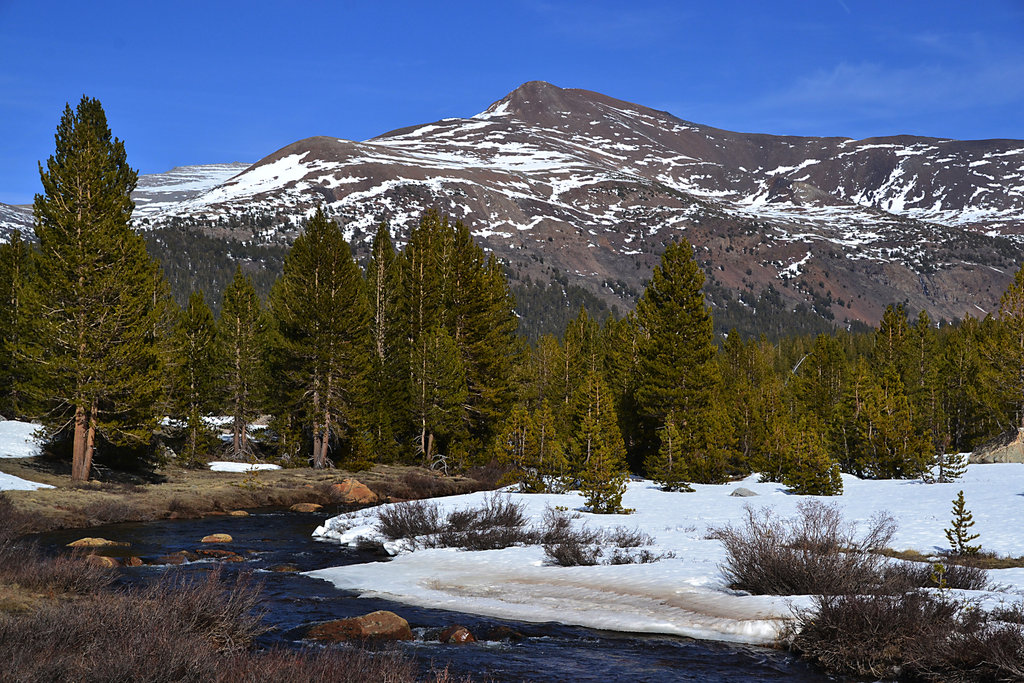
635 240 720 481
270 208 370 468
219 266 266 460
169 291 222 466
32 97 165 481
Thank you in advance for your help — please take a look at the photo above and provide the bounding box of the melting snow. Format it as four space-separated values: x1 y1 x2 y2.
309 464 1024 645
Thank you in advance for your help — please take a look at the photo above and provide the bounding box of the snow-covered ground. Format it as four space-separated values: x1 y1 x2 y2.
0 471 53 491
309 465 1024 645
208 461 281 473
0 420 41 458
0 421 51 490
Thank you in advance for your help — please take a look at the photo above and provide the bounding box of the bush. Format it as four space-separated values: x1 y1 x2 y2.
377 495 533 551
791 591 1024 681
710 500 897 595
376 499 443 542
0 539 116 594
0 566 431 682
540 507 669 567
0 492 34 542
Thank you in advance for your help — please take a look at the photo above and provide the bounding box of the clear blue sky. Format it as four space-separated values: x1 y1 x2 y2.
2 0 1022 204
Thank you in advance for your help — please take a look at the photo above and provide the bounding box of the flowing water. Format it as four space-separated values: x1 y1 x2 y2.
34 510 835 682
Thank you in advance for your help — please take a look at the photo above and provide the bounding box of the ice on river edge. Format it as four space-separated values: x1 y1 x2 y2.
308 465 1024 645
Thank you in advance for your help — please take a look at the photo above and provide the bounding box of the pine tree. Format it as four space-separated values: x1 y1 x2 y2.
169 291 221 466
0 231 37 419
31 97 166 481
569 370 629 513
649 417 693 491
410 324 468 464
635 240 719 478
364 222 406 461
270 208 370 468
219 266 265 460
782 415 843 496
944 490 981 556
994 266 1024 428
942 316 999 452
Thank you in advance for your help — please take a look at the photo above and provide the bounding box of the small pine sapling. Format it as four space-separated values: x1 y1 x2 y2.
944 490 980 556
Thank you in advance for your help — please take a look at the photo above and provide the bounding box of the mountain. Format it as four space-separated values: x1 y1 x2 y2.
13 82 1024 335
1 162 249 235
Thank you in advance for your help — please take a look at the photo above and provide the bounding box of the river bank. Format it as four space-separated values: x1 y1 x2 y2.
0 453 490 535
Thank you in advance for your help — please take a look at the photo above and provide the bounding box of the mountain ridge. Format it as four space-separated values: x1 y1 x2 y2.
6 81 1024 333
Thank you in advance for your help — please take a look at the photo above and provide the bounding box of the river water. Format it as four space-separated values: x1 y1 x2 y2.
35 509 836 682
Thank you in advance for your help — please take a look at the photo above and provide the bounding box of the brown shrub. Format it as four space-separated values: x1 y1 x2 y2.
215 647 418 683
82 498 151 525
0 539 116 594
709 501 897 595
0 492 35 542
791 592 1024 681
540 507 667 567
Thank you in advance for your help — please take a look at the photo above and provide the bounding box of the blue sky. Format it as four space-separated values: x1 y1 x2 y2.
1 0 1023 204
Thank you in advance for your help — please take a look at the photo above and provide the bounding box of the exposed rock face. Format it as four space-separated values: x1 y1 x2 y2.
971 429 1024 463
200 533 233 543
329 478 379 505
307 610 414 642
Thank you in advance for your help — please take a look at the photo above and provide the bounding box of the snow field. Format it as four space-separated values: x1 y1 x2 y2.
207 462 281 473
0 421 41 458
309 465 1024 645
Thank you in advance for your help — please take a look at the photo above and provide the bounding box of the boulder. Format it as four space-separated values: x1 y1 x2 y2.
67 537 129 548
200 533 233 543
289 503 323 513
228 510 249 517
155 550 199 565
971 429 1024 463
125 556 144 567
480 625 525 641
83 555 119 568
197 548 245 562
307 610 413 642
730 487 758 497
439 625 476 644
329 478 379 505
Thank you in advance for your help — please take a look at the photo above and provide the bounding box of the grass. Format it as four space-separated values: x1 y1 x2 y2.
880 547 1024 570
0 458 492 535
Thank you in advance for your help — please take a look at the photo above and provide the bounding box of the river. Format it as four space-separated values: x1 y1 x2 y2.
34 509 836 682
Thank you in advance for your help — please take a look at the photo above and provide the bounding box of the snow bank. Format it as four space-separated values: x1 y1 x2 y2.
0 421 41 458
0 471 52 491
208 461 281 473
309 465 1024 645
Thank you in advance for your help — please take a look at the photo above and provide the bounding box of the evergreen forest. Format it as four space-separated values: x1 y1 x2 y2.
3 97 1024 510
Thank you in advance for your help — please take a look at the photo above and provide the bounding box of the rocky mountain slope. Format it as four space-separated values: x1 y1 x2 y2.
8 82 1024 332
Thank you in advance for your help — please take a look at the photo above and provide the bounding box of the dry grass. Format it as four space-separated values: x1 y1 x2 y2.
0 566 435 683
0 458 492 535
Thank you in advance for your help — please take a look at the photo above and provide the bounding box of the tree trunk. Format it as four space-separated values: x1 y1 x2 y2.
71 404 87 481
84 402 97 480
